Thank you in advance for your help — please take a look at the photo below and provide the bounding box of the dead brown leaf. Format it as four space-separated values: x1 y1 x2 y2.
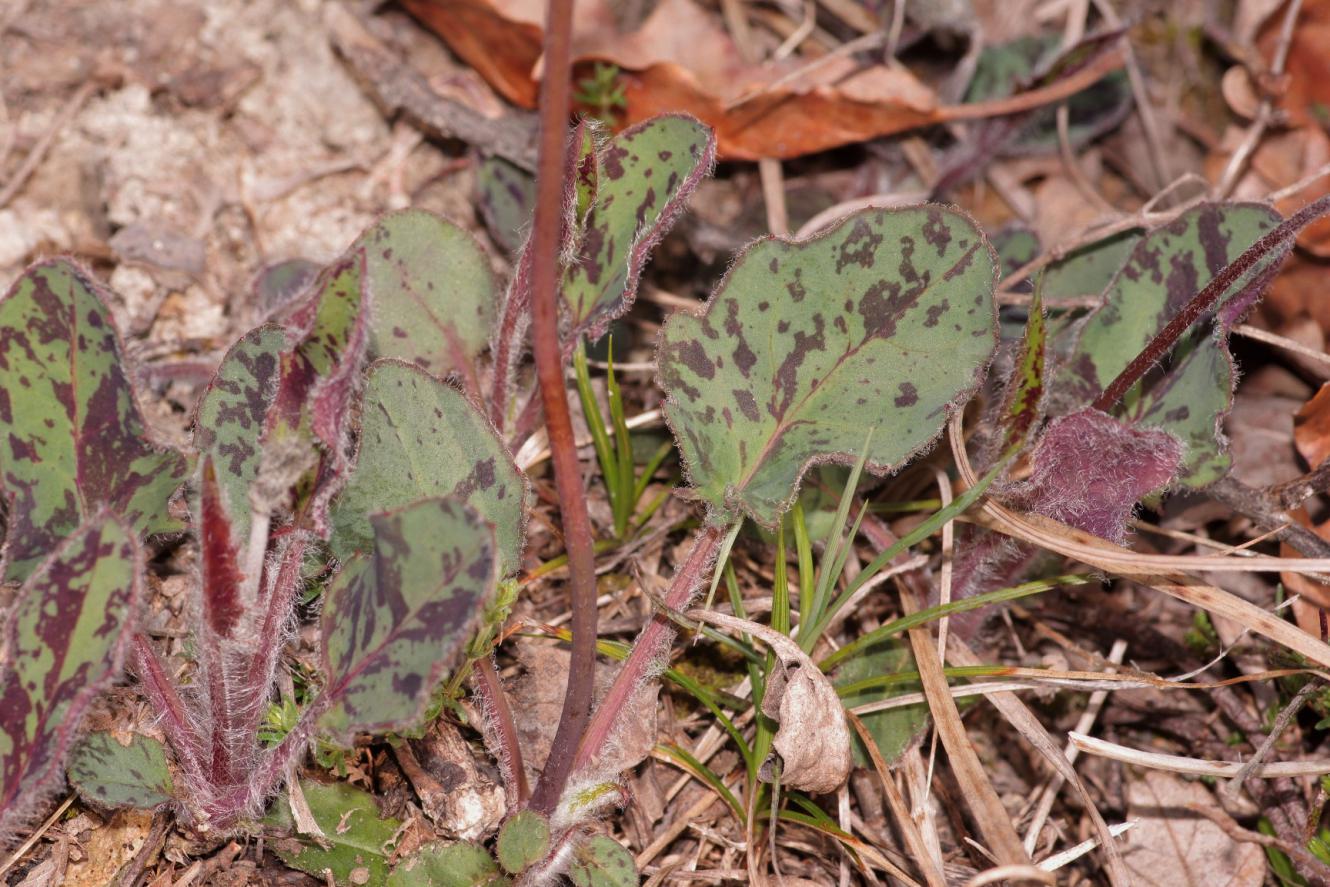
687 610 851 795
401 0 1123 160
1121 770 1264 887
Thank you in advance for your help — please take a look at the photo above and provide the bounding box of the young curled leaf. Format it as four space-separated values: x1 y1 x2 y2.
319 497 497 742
0 259 187 580
561 114 716 343
688 610 851 795
0 514 142 843
658 205 998 528
192 324 286 539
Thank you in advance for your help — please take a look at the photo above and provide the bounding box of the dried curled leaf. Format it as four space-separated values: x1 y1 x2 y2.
0 514 142 842
658 206 998 527
67 732 175 811
690 611 851 795
0 259 187 580
319 497 497 742
331 360 527 575
561 114 716 342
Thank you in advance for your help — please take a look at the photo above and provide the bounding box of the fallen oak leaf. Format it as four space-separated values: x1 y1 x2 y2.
403 0 1125 160
686 610 851 795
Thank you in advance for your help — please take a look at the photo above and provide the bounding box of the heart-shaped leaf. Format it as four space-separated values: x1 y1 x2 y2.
388 841 507 887
1055 202 1288 487
495 810 550 875
0 514 142 839
353 210 497 386
67 732 175 810
330 360 527 575
319 497 496 741
562 114 715 342
658 206 998 527
0 259 187 580
267 778 400 887
193 324 286 539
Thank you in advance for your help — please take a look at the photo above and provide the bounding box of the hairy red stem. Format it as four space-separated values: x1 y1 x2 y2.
475 655 529 804
1093 194 1330 412
526 0 598 815
572 525 724 775
132 634 207 788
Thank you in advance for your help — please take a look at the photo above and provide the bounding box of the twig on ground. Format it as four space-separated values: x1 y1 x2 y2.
1223 679 1320 801
0 79 95 210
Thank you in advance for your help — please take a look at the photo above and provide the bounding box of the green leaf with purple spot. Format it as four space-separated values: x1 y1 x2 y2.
495 810 549 874
193 324 286 540
1054 202 1289 487
0 259 187 581
330 360 527 575
658 206 999 527
567 835 637 887
353 211 497 386
319 497 496 741
67 731 174 810
562 114 715 342
0 514 142 840
476 156 536 255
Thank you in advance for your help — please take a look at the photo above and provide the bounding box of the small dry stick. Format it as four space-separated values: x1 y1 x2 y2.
0 80 95 210
1222 679 1321 801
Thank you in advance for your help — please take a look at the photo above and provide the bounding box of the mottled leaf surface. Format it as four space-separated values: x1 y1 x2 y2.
252 258 320 315
1055 203 1287 486
267 779 399 887
193 324 285 539
0 515 141 839
476 156 536 255
331 360 526 575
567 835 637 887
320 497 496 741
0 260 187 580
67 732 174 810
389 842 507 887
563 114 715 341
495 810 550 874
835 639 928 768
658 206 998 527
354 211 496 382
995 286 1046 459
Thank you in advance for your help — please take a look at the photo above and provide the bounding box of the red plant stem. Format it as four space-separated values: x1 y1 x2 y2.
571 524 724 775
474 655 529 804
238 537 308 743
132 634 207 787
1092 193 1330 413
489 249 533 432
525 0 597 816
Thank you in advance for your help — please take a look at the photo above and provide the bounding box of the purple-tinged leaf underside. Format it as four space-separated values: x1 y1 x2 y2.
330 360 528 576
1054 202 1288 487
0 514 142 843
192 323 285 540
0 259 188 581
352 210 497 387
319 497 496 742
658 205 999 528
562 114 716 342
199 459 244 638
